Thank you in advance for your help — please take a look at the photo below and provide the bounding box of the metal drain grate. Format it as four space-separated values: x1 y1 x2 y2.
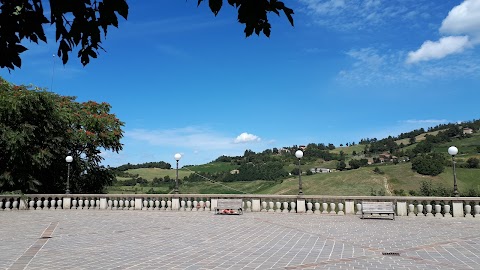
382 252 400 256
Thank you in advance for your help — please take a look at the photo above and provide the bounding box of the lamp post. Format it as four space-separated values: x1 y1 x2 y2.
65 155 73 194
448 146 459 197
174 153 182 194
295 150 304 195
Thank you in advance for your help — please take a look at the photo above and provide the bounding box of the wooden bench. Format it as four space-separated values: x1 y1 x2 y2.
215 199 243 215
361 201 395 220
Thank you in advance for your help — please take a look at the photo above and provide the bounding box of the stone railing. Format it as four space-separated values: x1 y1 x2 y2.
1 194 480 218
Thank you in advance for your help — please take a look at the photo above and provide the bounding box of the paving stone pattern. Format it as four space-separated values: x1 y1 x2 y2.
0 211 479 269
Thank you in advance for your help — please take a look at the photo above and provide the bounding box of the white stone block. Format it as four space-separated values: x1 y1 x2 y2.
171 198 180 211
345 201 355 215
134 198 143 210
452 202 464 217
100 198 107 209
251 199 261 212
63 197 71 210
396 202 407 216
296 199 306 213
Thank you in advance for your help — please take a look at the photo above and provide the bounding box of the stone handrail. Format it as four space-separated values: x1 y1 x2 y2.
1 194 479 218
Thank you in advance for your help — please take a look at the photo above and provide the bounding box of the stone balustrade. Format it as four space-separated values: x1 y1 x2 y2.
1 194 480 218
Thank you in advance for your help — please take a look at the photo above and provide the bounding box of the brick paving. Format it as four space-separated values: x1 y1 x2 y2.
0 210 479 270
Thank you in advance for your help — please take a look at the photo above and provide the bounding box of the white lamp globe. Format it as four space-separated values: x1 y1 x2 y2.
65 156 73 163
295 150 303 159
174 153 182 161
448 146 458 156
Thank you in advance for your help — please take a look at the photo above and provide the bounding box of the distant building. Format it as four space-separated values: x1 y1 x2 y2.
463 128 473 134
309 167 331 173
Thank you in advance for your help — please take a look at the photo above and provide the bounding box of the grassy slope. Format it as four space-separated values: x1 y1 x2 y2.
112 133 480 195
124 168 191 180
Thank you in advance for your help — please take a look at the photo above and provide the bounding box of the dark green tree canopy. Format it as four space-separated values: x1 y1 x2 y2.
0 0 294 71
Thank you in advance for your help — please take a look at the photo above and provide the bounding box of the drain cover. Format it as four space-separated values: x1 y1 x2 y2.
382 252 400 256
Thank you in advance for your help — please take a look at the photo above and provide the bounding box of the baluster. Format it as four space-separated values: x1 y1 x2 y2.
12 199 19 210
474 202 480 217
84 199 90 210
275 202 282 213
187 198 194 212
148 199 154 210
160 199 166 211
142 199 148 210
121 199 128 210
95 199 100 210
36 199 43 210
465 201 473 218
46 198 53 210
408 203 415 217
444 203 452 217
154 199 160 210
0 199 4 210
179 199 185 211
261 201 267 212
118 199 124 210
289 201 296 213
107 199 113 210
322 202 328 214
329 202 336 214
199 200 205 211
128 199 134 210
5 199 11 210
425 203 433 217
434 204 442 218
314 202 320 214
166 199 172 211
338 202 344 215
113 199 118 210
417 203 424 216
205 200 211 211
356 203 362 215
268 201 275 213
282 202 288 213
78 198 84 210
28 198 35 210
246 201 252 212
306 201 313 214
72 198 78 209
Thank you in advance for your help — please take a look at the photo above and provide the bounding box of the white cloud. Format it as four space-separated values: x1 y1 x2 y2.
299 0 436 31
339 47 480 84
440 0 480 42
407 0 480 63
233 132 261 144
402 119 449 124
406 36 471 64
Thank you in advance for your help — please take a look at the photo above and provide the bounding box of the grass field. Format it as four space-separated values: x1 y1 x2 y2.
124 168 192 180
184 162 238 173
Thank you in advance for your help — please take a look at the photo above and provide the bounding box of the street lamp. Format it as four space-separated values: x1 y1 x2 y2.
448 146 459 197
295 150 304 195
65 155 73 194
174 153 182 194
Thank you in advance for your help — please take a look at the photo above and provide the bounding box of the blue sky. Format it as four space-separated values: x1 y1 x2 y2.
2 0 480 167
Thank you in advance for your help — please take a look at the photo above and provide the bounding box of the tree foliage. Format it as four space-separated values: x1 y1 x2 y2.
0 0 294 71
411 153 445 176
0 77 124 193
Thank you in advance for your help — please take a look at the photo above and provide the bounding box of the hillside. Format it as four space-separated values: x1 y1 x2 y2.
111 120 480 196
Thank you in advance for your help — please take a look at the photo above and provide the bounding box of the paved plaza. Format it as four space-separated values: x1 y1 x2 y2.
0 210 479 270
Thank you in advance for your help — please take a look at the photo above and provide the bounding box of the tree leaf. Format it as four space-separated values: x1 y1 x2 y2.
209 0 223 16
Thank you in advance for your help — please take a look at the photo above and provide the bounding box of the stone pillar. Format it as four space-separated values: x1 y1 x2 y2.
345 201 355 215
396 202 407 216
210 198 218 211
452 202 464 217
63 197 71 210
296 199 306 213
100 198 108 210
19 199 27 210
251 199 261 212
135 198 143 210
171 198 180 211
